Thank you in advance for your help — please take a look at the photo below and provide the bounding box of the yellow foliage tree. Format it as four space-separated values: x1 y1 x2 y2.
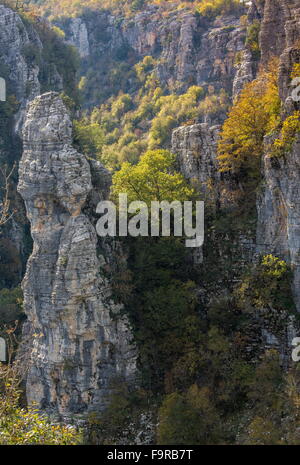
217 61 281 186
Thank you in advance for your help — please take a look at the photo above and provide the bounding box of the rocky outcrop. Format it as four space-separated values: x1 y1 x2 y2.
0 5 41 131
257 0 287 64
257 134 300 312
125 9 246 93
232 48 255 98
68 17 90 58
17 92 135 419
256 0 300 65
253 0 300 112
0 5 63 132
172 123 221 264
172 123 220 197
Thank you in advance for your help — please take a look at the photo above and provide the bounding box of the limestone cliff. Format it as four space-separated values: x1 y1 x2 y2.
17 92 135 418
0 4 73 290
171 118 298 365
0 4 43 287
0 4 65 133
0 5 42 132
256 0 300 65
57 5 247 107
170 0 300 361
171 1 300 315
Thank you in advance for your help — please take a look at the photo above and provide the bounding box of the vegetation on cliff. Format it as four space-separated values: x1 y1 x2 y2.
217 59 281 187
112 149 194 203
27 0 246 20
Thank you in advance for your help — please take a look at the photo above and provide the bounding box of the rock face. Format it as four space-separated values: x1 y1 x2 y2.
0 5 63 132
254 0 300 111
0 5 66 288
232 48 255 98
170 0 300 361
171 120 298 364
124 10 246 92
170 1 300 317
68 17 90 58
255 0 300 311
257 136 300 310
18 92 135 418
172 123 220 196
0 5 41 131
59 6 247 107
0 5 43 285
256 0 300 65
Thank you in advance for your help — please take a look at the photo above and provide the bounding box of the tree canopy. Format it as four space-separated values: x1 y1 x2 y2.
217 60 281 187
111 149 194 204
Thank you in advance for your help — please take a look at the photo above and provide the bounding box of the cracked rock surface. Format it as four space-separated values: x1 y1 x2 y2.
18 92 136 418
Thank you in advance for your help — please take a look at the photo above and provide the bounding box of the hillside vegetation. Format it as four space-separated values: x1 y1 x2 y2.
28 0 245 19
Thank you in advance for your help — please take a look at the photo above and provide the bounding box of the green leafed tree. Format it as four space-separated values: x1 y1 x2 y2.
111 149 194 204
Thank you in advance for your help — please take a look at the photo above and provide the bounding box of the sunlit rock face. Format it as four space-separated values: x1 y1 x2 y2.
255 0 300 311
18 92 135 419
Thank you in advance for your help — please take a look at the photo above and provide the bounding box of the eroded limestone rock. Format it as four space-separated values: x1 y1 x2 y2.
172 123 220 196
58 6 247 106
18 92 135 418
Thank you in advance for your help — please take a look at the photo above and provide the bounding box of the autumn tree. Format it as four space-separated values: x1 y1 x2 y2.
217 60 281 188
196 0 244 18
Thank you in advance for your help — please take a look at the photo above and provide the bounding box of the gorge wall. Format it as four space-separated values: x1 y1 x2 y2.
57 3 250 109
2 0 300 429
0 4 43 289
255 0 300 311
171 0 300 312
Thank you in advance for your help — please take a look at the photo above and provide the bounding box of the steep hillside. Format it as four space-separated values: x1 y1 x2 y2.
0 4 79 294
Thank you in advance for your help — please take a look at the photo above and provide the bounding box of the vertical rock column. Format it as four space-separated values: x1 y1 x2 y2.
18 92 135 418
